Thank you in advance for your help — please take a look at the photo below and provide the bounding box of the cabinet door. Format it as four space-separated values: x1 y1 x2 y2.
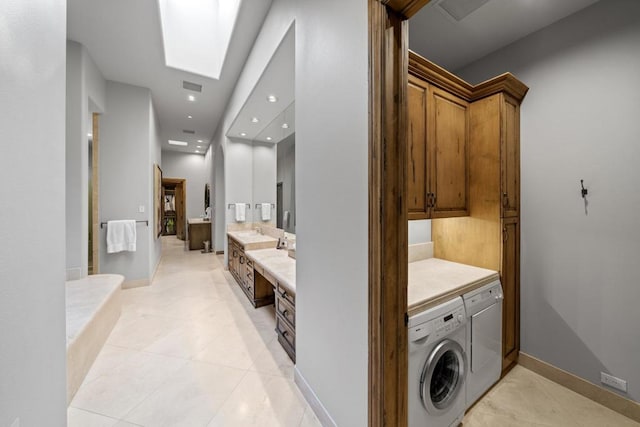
501 218 519 373
407 75 429 220
429 86 469 218
501 95 520 218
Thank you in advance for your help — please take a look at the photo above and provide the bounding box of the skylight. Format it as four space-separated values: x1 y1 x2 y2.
157 0 241 80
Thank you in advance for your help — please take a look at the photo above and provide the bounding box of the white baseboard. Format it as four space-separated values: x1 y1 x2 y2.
294 367 336 427
122 278 149 289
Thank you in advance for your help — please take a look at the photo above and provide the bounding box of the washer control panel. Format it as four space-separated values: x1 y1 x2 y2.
430 305 466 339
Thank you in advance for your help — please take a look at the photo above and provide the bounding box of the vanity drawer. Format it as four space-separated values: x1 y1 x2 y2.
276 282 295 306
276 295 295 328
276 315 295 350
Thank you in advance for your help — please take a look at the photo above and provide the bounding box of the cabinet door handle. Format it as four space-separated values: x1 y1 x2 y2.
432 193 437 207
503 227 508 242
502 192 509 208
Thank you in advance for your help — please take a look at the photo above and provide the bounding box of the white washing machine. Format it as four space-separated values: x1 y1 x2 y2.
408 296 467 427
462 280 503 409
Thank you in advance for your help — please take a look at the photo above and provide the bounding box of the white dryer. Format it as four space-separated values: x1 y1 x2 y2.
408 297 467 427
462 280 503 408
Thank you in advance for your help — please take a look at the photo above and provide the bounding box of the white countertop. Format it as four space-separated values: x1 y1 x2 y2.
408 258 498 316
245 248 296 294
188 218 211 225
227 230 278 250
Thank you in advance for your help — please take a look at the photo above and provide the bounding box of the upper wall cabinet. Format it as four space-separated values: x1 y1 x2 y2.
408 74 469 220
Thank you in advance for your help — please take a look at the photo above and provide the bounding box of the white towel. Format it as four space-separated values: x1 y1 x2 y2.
261 203 271 221
235 203 246 222
283 210 290 226
107 220 137 253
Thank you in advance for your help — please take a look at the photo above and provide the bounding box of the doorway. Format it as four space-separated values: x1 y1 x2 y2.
162 178 186 240
88 112 100 275
276 182 283 229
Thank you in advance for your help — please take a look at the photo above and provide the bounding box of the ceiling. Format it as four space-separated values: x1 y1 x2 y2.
67 0 273 154
409 0 601 72
226 26 295 145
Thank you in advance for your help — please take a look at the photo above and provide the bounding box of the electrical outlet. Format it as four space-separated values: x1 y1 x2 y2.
138 205 145 213
601 372 627 392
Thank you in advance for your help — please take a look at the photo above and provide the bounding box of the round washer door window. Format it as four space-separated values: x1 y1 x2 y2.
420 339 466 414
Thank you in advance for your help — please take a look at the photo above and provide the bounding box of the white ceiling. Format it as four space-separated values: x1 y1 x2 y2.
409 0 600 71
226 26 295 144
67 0 273 154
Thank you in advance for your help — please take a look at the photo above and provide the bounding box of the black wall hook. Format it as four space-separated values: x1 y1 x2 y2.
580 180 588 198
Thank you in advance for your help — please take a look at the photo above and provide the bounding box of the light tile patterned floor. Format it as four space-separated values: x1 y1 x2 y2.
464 365 639 427
69 236 321 427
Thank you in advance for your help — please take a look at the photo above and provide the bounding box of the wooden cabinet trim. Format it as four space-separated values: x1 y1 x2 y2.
409 50 528 103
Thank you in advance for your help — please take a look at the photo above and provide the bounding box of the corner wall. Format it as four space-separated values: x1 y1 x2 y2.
296 0 369 424
0 0 68 424
99 81 156 285
456 0 640 402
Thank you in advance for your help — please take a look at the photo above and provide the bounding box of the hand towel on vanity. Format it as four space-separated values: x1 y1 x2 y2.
235 203 246 222
107 220 137 253
261 203 271 221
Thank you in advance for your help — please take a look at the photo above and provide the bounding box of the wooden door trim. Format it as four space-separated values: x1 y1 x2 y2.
369 1 408 426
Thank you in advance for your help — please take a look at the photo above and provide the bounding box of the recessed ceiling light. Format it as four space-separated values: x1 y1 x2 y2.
168 140 188 146
266 137 273 141
281 123 289 129
197 139 203 143
240 132 247 137
195 150 200 153
197 145 202 148
251 117 259 123
87 133 93 137
188 115 193 119
188 95 196 102
267 95 278 103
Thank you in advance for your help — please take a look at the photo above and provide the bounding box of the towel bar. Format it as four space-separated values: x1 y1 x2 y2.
100 220 148 229
227 203 251 209
255 203 275 209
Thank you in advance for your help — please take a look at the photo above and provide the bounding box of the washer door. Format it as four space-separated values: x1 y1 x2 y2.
420 339 466 414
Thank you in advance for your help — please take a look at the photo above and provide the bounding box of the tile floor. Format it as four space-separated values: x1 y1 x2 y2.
464 365 639 427
69 236 321 427
70 237 638 427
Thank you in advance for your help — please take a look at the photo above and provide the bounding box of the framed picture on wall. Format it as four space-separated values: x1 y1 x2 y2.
154 164 163 238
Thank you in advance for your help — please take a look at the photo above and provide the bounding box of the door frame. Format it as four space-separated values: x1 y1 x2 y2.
368 1 432 426
90 112 100 274
162 178 187 240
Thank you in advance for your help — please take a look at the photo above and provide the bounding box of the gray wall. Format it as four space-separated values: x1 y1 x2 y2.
100 81 157 284
0 0 68 425
162 151 210 221
148 101 162 277
65 40 106 279
296 0 369 424
456 0 640 402
277 133 295 232
214 144 226 252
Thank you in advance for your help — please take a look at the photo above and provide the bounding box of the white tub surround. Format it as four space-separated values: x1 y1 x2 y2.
66 274 123 404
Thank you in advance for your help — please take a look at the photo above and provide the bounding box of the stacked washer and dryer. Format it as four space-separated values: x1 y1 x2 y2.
408 280 504 427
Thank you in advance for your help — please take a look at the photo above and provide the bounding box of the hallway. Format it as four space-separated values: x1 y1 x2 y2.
68 237 321 427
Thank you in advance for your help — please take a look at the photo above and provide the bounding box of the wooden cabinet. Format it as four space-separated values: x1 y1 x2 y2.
227 236 274 308
501 95 520 218
501 218 519 372
275 282 296 362
187 219 211 251
407 73 469 220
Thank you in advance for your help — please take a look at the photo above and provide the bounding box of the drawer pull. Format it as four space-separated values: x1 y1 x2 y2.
239 256 245 264
282 309 288 317
282 330 289 337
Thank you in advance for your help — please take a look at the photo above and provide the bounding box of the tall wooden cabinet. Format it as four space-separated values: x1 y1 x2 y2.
412 51 529 375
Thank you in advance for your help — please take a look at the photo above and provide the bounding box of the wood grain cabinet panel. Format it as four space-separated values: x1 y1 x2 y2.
408 75 429 220
429 86 469 218
501 218 520 372
407 73 469 220
501 95 520 218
